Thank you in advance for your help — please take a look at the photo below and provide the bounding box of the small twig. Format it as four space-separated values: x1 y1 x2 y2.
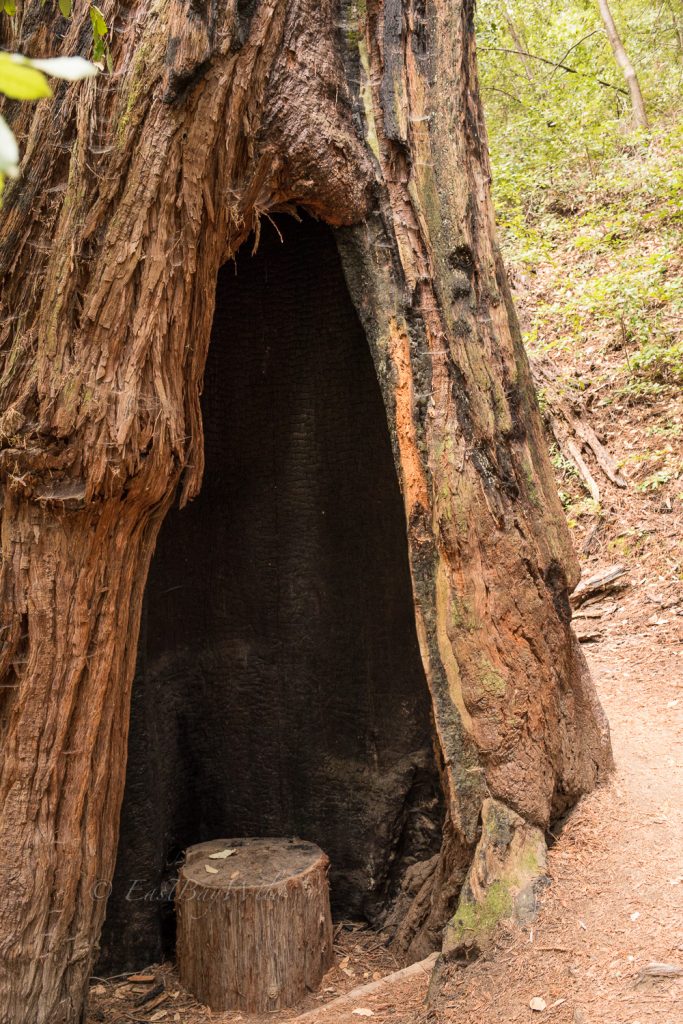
547 30 601 81
134 981 165 1007
620 316 632 372
478 45 628 94
489 86 527 107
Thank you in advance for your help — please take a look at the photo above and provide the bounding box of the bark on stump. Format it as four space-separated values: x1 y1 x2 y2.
176 838 334 1012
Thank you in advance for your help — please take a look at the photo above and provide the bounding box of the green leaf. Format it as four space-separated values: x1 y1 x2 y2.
0 113 20 177
58 0 72 16
89 4 108 39
4 1 17 16
29 56 98 81
0 54 52 100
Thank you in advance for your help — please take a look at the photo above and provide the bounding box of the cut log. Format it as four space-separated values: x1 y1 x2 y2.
176 838 334 1013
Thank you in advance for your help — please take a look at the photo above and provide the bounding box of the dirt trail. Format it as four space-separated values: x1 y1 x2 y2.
271 598 683 1024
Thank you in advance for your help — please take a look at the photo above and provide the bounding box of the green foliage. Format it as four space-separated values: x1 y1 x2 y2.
479 5 682 512
637 468 674 492
0 52 52 100
477 0 682 221
89 5 112 72
2 2 112 67
550 444 580 480
499 118 683 406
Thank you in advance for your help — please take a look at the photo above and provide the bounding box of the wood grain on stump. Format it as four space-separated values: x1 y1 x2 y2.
176 838 334 1012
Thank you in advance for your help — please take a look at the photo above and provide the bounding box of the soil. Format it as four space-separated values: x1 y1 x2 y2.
86 921 411 1023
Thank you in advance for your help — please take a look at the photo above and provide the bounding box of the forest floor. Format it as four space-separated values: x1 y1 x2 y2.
86 596 683 1024
87 131 682 1024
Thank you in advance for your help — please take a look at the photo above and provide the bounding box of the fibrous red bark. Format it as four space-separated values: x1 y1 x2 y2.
0 2 612 1021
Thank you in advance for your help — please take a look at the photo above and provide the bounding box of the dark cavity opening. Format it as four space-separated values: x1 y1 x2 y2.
99 215 442 971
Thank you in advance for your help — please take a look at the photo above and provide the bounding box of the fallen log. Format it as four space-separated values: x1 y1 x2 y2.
532 357 628 501
571 565 628 608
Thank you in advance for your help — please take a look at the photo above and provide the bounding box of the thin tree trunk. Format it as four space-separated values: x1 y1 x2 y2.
0 2 612 1021
597 0 650 128
664 0 683 57
503 3 535 82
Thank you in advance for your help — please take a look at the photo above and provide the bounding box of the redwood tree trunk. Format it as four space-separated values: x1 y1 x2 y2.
0 2 612 1022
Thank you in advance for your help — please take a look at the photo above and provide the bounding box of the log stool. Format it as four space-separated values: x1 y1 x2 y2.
176 837 334 1012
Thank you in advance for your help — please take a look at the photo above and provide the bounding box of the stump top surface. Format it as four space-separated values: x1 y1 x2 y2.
181 837 327 888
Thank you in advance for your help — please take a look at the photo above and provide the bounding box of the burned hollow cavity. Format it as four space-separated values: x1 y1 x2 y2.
99 215 443 970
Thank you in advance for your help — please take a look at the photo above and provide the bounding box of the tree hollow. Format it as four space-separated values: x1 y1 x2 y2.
99 215 443 970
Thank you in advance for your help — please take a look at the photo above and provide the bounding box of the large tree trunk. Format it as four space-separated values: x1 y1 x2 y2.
0 2 612 1022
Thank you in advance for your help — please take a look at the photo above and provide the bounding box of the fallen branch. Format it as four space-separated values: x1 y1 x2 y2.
636 962 683 983
533 358 628 502
293 952 439 1021
571 565 628 608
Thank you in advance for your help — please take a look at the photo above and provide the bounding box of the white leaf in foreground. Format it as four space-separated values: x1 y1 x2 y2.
204 864 219 874
530 997 547 1012
209 847 237 859
0 115 19 177
28 57 98 81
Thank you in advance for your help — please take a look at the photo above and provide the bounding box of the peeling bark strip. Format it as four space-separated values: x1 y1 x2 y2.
0 2 612 1022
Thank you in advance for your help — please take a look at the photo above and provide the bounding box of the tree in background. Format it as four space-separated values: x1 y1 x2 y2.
597 0 649 129
477 0 682 215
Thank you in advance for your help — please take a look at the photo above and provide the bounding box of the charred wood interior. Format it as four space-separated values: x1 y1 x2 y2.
99 215 443 971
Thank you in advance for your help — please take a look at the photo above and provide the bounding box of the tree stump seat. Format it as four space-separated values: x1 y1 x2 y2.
177 838 334 1012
